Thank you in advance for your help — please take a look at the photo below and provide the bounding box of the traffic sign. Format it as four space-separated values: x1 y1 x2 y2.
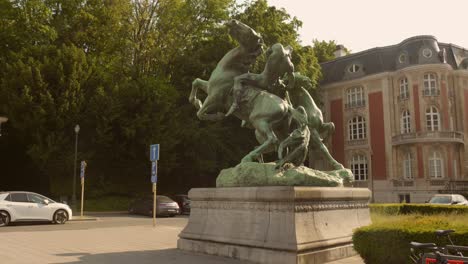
151 161 157 183
80 161 87 178
150 144 159 161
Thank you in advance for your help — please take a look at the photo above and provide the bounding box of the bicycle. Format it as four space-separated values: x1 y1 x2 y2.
410 230 468 264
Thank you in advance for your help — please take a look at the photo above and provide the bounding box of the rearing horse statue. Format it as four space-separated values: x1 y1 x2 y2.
189 20 345 171
189 20 263 120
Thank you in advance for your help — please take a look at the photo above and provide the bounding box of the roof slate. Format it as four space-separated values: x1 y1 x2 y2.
320 36 468 86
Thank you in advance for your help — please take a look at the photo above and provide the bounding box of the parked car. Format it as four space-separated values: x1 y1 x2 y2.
170 194 191 215
0 191 73 227
128 195 179 217
428 194 468 205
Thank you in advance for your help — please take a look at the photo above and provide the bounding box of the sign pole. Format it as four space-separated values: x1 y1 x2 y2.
80 161 87 218
153 181 157 227
150 144 159 228
81 178 85 217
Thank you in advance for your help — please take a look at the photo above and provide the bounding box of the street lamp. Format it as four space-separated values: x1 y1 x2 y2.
72 124 80 210
0 116 8 137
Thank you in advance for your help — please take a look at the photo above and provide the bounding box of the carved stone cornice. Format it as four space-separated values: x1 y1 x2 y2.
191 200 369 213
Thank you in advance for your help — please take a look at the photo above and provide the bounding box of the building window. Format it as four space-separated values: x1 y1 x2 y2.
351 154 368 181
429 151 443 178
423 73 439 96
399 78 409 100
401 110 411 134
346 86 365 108
399 53 407 63
422 48 433 58
403 152 413 179
348 116 366 140
426 106 440 131
349 64 360 73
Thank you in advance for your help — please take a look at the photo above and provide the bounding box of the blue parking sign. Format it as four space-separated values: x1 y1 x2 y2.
150 144 159 161
151 161 157 183
80 161 87 178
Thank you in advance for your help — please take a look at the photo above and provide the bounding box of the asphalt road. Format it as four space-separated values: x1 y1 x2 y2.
0 212 189 233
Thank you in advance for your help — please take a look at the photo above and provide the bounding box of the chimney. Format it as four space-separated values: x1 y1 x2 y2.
334 44 346 58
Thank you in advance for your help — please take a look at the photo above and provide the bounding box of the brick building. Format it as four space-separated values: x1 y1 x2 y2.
317 36 468 203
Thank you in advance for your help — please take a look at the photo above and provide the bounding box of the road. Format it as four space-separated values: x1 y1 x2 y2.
0 212 187 233
0 213 363 264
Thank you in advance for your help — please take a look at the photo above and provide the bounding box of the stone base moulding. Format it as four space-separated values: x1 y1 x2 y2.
177 186 371 264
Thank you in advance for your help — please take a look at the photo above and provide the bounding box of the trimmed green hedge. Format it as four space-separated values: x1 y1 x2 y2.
370 203 468 215
353 214 468 264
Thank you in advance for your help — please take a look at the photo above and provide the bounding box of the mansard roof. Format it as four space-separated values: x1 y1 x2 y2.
320 35 468 85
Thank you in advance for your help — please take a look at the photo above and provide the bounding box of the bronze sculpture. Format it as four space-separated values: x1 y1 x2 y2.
189 20 352 186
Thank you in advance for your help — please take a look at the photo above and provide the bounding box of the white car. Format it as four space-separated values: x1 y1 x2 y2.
0 191 73 226
428 194 468 205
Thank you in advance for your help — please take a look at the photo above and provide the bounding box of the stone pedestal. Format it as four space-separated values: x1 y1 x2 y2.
177 187 371 264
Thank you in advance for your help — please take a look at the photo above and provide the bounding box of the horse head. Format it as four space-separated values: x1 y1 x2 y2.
227 20 263 54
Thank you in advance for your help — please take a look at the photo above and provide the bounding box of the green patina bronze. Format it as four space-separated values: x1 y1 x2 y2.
189 20 352 187
216 162 353 188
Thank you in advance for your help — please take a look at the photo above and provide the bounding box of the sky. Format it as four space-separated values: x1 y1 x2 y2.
267 0 468 53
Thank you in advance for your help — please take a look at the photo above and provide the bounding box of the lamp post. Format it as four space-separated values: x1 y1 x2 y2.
72 124 80 211
0 116 8 137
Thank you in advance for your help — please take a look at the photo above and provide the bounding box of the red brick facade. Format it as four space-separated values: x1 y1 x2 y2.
368 92 387 180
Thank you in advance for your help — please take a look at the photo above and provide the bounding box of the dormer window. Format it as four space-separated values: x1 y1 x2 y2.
399 53 407 63
349 64 360 73
422 48 433 58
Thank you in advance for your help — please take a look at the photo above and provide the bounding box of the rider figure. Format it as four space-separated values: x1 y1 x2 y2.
225 43 295 116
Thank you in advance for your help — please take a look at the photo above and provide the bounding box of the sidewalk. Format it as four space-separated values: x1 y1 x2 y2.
0 217 364 264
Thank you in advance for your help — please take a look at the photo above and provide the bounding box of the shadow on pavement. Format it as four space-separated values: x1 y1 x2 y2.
53 249 250 264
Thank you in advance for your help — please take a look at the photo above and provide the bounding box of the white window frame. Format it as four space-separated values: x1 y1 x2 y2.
349 64 360 73
429 151 443 179
423 73 438 96
346 87 365 108
401 110 411 134
348 116 366 140
351 154 368 181
426 106 440 131
399 78 409 100
403 152 413 179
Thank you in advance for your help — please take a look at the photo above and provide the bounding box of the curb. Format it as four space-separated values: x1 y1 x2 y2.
69 216 99 222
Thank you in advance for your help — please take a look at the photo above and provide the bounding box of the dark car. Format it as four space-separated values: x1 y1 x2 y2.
170 195 191 215
128 195 180 217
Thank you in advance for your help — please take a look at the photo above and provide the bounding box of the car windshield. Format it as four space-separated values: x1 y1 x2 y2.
429 196 452 204
157 196 174 203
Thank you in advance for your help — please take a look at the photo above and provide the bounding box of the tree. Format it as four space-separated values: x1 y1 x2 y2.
312 39 350 63
0 0 344 198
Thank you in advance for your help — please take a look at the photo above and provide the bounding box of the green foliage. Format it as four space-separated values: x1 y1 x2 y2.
370 203 468 215
84 195 132 212
353 213 468 264
312 39 350 63
0 0 331 198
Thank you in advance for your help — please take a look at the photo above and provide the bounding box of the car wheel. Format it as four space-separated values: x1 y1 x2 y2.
0 211 10 227
53 210 68 224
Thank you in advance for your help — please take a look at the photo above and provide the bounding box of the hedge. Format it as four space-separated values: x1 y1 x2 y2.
370 203 468 215
353 214 468 263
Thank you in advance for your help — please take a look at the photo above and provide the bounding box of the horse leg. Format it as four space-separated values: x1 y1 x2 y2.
242 120 278 163
257 154 264 163
196 97 225 121
189 78 208 110
310 129 344 170
319 122 335 142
